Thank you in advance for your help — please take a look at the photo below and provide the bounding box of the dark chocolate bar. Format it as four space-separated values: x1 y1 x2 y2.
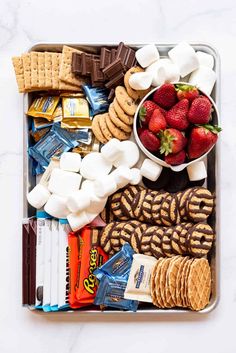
91 59 105 86
81 53 100 76
102 58 124 79
115 42 136 69
111 49 117 62
105 72 124 89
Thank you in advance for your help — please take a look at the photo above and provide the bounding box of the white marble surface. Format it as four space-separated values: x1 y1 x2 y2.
0 0 235 352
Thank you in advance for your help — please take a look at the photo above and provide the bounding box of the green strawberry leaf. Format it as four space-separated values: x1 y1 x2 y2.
175 84 197 92
196 124 222 134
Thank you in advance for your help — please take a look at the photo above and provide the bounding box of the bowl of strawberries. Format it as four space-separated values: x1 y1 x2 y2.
134 82 221 171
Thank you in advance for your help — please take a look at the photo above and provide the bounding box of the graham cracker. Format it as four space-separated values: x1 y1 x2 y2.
22 53 31 90
59 45 85 87
51 52 61 89
38 52 46 88
12 56 25 93
45 52 53 88
30 52 39 88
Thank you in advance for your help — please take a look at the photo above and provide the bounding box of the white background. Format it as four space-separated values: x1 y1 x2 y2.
0 0 235 352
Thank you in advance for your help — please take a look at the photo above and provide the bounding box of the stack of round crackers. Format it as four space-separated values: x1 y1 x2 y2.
151 256 211 311
99 220 214 258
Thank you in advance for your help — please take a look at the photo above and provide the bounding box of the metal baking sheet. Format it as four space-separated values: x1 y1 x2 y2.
23 43 220 315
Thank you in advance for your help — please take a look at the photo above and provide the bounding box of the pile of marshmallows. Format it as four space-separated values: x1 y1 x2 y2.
27 139 166 231
129 41 216 95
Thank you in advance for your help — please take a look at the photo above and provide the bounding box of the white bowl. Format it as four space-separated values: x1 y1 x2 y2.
133 82 220 172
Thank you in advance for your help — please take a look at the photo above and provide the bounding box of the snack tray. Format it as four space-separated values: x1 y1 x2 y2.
23 42 220 315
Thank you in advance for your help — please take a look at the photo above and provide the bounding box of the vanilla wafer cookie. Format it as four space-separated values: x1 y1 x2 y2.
167 256 182 306
151 258 164 308
159 258 173 308
187 258 211 311
175 256 189 307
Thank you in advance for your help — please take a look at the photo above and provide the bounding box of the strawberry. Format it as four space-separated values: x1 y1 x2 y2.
166 99 189 131
156 105 167 117
165 150 186 166
137 127 145 136
188 124 221 159
139 129 160 152
152 83 177 109
148 108 167 133
176 84 199 102
139 100 158 125
188 96 212 124
159 128 186 155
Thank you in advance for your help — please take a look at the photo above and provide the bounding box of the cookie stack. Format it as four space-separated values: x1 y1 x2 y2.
105 185 214 226
99 221 214 258
151 256 211 311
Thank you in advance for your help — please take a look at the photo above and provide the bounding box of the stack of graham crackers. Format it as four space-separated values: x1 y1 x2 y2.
12 46 87 93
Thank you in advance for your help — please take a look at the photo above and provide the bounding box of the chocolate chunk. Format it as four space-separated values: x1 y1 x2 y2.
102 58 124 79
81 53 99 76
111 49 117 62
108 88 115 102
100 48 111 69
72 52 82 74
115 42 136 69
91 59 105 85
105 72 124 89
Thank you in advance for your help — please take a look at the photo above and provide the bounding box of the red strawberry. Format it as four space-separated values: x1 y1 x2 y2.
165 150 186 166
160 128 186 155
188 96 212 124
176 84 199 102
156 105 167 117
188 125 221 159
148 108 167 134
139 129 160 152
152 83 177 109
138 127 145 136
166 99 189 131
139 100 158 125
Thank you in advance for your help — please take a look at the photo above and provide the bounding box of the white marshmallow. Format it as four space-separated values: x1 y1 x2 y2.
168 42 199 77
130 168 142 185
67 211 90 231
129 72 153 90
81 179 94 192
196 51 214 69
188 66 216 95
135 44 160 68
48 168 82 197
113 141 140 168
140 159 163 181
44 194 70 219
100 138 122 163
146 59 180 86
60 152 81 172
67 190 91 213
110 166 132 188
94 175 118 198
187 161 207 181
86 193 107 214
27 184 51 209
80 152 112 180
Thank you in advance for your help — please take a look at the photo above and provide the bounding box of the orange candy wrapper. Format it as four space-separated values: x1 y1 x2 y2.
68 227 108 309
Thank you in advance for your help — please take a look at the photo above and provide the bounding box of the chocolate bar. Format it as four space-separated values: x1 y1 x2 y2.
42 219 52 311
115 42 136 69
81 53 100 76
105 72 124 89
50 219 59 310
29 219 37 305
22 221 30 305
103 58 124 79
111 49 117 62
72 52 82 74
91 59 105 86
100 48 111 69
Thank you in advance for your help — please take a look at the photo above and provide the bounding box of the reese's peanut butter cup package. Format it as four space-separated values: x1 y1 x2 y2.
75 227 108 305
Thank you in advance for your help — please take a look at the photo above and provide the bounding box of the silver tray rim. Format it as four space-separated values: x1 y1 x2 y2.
22 42 221 316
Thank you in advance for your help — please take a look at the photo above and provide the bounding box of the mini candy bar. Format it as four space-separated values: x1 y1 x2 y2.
58 220 71 309
75 227 108 304
100 48 111 69
42 219 52 311
27 96 60 121
82 85 109 115
94 276 138 311
50 219 59 311
28 124 79 169
62 97 92 128
94 243 134 281
71 52 82 74
124 254 157 303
